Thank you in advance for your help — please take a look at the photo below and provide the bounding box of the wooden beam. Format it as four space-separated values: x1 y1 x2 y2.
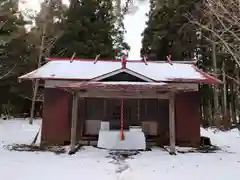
76 90 169 99
45 80 198 92
70 92 78 153
169 91 176 155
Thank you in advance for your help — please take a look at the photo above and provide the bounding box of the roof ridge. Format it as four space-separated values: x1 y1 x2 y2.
46 57 196 64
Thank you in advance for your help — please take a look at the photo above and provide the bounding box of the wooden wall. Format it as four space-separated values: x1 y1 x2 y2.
175 91 201 147
41 88 201 147
41 88 71 146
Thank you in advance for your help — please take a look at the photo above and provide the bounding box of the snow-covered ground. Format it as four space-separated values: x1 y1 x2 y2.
1 119 240 180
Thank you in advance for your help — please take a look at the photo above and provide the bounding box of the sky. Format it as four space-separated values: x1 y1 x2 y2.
19 0 149 60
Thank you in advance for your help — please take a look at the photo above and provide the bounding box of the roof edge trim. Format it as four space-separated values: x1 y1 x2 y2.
191 65 223 84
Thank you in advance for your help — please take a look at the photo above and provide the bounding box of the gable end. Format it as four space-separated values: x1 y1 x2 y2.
100 72 147 82
90 69 154 82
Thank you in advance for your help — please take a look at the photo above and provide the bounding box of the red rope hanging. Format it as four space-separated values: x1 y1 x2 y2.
167 55 173 65
120 99 125 140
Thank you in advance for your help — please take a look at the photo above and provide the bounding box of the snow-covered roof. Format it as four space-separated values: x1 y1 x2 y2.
127 62 201 81
18 58 222 84
19 60 122 80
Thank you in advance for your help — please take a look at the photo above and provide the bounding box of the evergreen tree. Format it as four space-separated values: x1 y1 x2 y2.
0 0 27 77
141 0 222 126
0 0 30 114
51 0 129 59
141 0 201 61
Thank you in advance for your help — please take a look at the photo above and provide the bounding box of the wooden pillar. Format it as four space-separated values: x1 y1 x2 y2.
103 99 107 120
137 99 140 122
70 91 78 152
120 99 124 140
169 92 176 155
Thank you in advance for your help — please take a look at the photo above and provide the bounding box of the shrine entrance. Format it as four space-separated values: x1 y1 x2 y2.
58 81 177 153
107 99 138 130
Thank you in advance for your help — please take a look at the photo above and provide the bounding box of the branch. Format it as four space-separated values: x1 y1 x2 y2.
226 74 240 86
187 0 240 67
53 48 67 56
208 3 240 43
190 19 240 67
19 94 32 101
0 65 16 80
122 0 133 15
43 31 64 55
0 21 7 30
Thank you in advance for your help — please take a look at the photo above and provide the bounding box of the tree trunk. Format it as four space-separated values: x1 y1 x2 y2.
231 82 237 125
203 100 209 125
208 97 213 126
199 85 208 126
222 61 229 128
236 67 240 124
29 4 48 124
201 86 212 126
212 41 220 126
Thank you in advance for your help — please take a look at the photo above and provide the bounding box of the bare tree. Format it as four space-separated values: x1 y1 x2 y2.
29 0 65 124
188 0 240 126
29 0 49 125
189 0 240 67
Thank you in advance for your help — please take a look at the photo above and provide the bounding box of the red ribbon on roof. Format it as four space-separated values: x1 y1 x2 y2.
121 56 127 69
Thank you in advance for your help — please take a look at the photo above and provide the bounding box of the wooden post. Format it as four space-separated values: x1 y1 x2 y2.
70 92 78 152
169 92 176 155
120 99 124 140
137 99 140 121
103 99 107 120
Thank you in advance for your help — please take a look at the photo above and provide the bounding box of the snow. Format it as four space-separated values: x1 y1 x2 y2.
19 60 209 82
97 129 146 150
1 118 240 180
127 62 204 81
19 60 122 80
